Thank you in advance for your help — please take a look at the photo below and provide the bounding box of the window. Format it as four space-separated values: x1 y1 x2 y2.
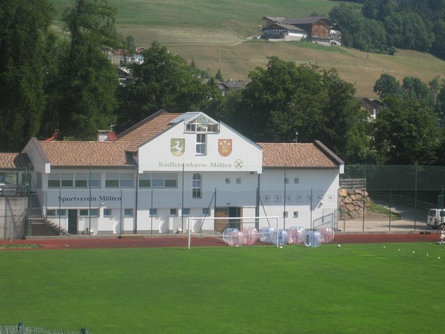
46 209 56 216
48 173 61 188
75 173 88 188
124 208 133 217
103 209 112 217
61 173 73 188
57 209 67 217
283 211 288 218
284 177 289 184
192 174 201 198
0 172 18 185
294 177 300 184
170 208 178 216
139 173 177 188
183 208 190 216
196 134 206 155
90 209 99 217
185 115 219 133
79 209 89 216
202 208 209 215
49 173 101 189
106 173 134 188
293 211 299 218
149 208 158 216
105 173 119 188
120 173 134 188
236 177 241 184
225 178 231 184
89 173 101 188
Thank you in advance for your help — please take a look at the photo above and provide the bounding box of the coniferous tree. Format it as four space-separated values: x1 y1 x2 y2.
0 0 54 150
47 0 120 139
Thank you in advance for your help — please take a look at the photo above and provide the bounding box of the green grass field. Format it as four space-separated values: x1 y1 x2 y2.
1 243 444 333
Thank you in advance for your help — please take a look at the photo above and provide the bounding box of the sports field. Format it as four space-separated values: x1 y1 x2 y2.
1 242 444 333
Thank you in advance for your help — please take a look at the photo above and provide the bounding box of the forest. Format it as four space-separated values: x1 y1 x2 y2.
1 0 445 166
330 0 445 59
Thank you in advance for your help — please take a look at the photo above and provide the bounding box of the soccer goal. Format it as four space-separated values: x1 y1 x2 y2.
186 216 280 249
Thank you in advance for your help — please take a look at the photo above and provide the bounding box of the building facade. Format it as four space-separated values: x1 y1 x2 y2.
15 110 343 235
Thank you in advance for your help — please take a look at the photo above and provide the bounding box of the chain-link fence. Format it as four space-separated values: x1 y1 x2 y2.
341 165 445 232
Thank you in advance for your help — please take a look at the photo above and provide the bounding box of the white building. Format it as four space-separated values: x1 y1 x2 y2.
19 110 344 235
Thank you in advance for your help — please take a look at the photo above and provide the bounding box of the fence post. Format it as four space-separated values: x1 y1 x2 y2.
362 189 365 232
389 189 392 231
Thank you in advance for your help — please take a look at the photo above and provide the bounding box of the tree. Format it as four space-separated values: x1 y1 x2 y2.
117 42 219 131
402 77 434 107
228 57 370 162
215 69 223 81
431 19 445 60
0 0 54 150
373 74 402 99
373 95 441 164
47 0 120 139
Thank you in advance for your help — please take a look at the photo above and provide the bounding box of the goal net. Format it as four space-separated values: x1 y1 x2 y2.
186 216 280 249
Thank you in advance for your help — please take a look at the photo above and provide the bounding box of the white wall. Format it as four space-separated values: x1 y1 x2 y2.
138 122 263 173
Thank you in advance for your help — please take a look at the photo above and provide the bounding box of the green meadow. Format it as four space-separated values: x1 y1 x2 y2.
1 243 444 333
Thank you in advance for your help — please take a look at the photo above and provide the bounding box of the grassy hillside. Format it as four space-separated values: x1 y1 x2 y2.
50 0 445 97
168 41 445 98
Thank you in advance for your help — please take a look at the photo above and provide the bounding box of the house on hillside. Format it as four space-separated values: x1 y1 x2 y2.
262 16 341 46
217 80 249 96
356 97 385 120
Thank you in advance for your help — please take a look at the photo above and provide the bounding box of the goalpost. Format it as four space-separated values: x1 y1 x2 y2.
186 216 280 249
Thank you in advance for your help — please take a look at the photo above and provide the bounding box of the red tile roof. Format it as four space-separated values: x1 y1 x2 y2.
117 110 182 151
38 141 135 168
0 153 29 169
258 142 342 168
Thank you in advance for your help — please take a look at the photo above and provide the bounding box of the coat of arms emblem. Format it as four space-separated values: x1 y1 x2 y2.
171 138 185 156
218 139 232 157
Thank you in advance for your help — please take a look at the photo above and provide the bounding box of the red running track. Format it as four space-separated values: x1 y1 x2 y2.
0 233 441 250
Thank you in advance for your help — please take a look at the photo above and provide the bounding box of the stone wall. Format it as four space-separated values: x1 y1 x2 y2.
338 188 371 220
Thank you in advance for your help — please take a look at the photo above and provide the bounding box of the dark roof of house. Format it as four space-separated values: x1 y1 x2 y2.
263 22 306 32
281 16 327 26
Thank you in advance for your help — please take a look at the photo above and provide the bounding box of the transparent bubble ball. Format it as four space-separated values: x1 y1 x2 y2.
270 229 289 246
222 228 241 247
241 226 259 246
260 226 275 244
318 227 335 243
287 226 306 245
303 230 322 248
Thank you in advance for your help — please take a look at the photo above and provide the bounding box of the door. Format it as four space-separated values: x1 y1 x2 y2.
228 207 242 230
68 209 78 234
215 207 243 232
215 207 228 232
